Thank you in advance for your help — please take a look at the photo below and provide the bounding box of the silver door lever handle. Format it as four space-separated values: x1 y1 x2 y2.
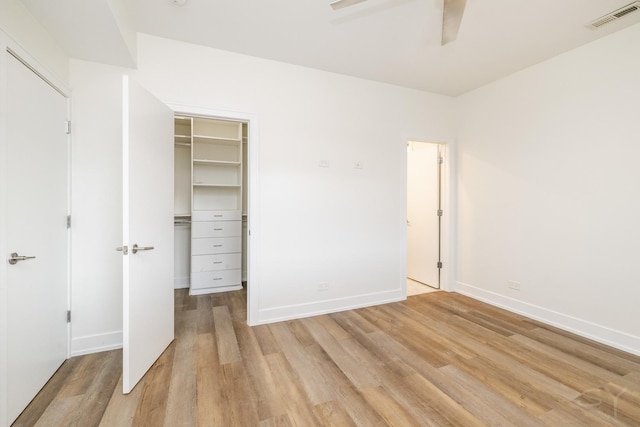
132 244 154 254
8 252 36 265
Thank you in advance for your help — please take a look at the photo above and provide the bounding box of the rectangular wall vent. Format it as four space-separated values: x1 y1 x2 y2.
588 2 640 29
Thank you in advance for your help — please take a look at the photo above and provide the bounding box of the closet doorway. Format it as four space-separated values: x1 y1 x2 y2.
406 141 442 291
170 105 258 324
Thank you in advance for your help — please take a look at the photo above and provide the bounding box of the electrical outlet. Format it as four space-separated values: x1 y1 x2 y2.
508 280 521 291
319 160 330 168
354 161 363 169
318 282 329 291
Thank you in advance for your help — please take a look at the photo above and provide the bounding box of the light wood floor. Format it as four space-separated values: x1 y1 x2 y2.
13 289 640 426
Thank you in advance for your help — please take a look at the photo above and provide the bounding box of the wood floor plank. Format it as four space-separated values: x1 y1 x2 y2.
312 400 358 426
213 305 242 365
438 364 545 427
64 349 122 426
302 343 388 427
196 295 214 335
264 352 324 426
98 374 143 427
33 396 84 427
377 302 478 359
331 311 415 378
510 334 622 385
361 386 422 427
163 309 198 426
195 332 224 427
301 316 381 390
130 343 175 427
258 413 296 427
16 289 640 427
524 327 640 375
268 322 335 405
12 356 81 427
252 324 282 356
234 317 288 421
218 362 261 426
55 352 107 398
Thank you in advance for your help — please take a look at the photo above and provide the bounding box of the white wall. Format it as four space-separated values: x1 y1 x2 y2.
455 23 640 355
69 59 132 355
0 0 68 84
136 34 455 323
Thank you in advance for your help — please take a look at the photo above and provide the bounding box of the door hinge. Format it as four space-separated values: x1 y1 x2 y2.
67 215 71 228
437 261 443 269
67 310 71 323
437 156 444 165
437 209 443 217
65 120 71 134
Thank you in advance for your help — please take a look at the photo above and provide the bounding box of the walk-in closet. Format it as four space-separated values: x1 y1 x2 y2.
173 116 248 295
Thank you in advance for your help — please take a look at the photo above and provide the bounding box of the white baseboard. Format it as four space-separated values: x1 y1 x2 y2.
174 276 190 289
255 289 403 325
71 331 122 357
455 281 640 356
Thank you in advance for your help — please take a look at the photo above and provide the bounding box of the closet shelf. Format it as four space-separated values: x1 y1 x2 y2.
193 135 241 144
193 183 241 188
193 159 240 166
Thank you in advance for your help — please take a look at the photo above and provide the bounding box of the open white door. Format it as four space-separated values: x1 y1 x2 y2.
3 52 68 425
121 76 174 393
407 141 440 288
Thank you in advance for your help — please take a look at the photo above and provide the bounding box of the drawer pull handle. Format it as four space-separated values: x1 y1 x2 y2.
213 261 223 264
214 215 223 217
213 228 223 231
213 277 222 281
214 245 223 247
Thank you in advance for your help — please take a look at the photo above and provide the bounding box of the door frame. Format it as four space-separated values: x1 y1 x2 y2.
166 104 260 326
402 138 452 296
407 141 442 289
0 32 71 426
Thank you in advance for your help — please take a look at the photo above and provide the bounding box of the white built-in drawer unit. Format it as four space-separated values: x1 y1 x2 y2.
189 117 243 295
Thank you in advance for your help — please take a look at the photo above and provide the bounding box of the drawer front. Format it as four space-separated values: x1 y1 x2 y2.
192 220 241 238
192 253 241 272
192 210 241 222
191 269 241 290
192 237 241 255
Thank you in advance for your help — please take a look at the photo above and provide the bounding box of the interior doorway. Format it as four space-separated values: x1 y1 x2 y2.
406 141 442 292
168 104 259 325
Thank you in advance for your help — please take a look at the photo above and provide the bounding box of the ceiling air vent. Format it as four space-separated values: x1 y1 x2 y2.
587 2 640 29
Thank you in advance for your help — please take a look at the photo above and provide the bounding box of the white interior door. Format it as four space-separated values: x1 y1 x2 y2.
121 76 174 393
407 141 440 287
4 52 68 424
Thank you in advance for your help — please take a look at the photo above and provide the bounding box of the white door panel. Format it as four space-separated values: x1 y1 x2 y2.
122 76 174 393
407 142 440 287
5 52 68 424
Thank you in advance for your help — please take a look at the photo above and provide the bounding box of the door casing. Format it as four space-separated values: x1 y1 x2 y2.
167 104 260 326
402 139 451 296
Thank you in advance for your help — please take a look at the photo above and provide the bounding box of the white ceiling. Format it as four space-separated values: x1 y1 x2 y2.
20 0 640 96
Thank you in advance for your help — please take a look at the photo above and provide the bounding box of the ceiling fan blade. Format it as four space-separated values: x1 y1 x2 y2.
441 0 466 45
330 0 369 10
